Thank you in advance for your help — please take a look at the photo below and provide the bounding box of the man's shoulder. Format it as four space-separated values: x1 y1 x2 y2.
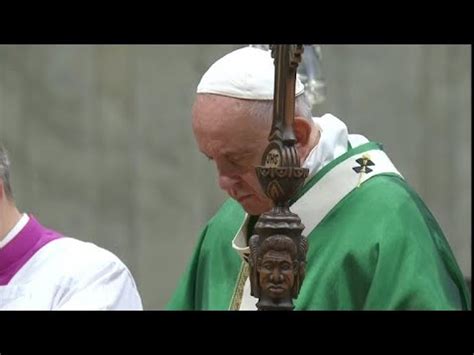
309 174 432 240
304 173 443 265
22 236 142 310
34 237 130 278
356 173 425 213
333 173 439 244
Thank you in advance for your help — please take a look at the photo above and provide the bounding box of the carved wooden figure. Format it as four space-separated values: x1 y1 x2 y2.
249 45 309 310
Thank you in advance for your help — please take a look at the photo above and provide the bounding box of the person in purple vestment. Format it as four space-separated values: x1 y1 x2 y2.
0 145 143 310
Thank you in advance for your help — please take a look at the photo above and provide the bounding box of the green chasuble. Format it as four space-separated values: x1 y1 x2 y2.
167 142 471 310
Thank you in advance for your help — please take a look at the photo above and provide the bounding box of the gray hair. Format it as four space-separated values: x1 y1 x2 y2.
242 93 313 126
0 145 13 200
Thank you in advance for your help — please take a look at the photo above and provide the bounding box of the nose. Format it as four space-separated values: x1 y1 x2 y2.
269 268 283 284
216 161 242 192
218 174 240 191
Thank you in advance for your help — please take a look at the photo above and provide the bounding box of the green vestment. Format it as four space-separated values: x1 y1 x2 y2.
167 141 470 310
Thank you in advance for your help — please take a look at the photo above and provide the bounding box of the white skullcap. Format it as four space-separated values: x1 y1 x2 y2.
196 46 305 100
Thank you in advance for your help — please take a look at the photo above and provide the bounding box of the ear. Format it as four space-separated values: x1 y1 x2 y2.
293 116 313 159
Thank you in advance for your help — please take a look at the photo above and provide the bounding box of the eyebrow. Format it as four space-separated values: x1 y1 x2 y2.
224 151 253 160
200 150 253 161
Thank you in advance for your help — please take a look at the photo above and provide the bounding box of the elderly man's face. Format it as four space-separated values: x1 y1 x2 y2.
258 249 295 299
192 95 273 215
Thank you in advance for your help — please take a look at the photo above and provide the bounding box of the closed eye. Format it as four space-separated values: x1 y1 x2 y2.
227 153 254 166
201 152 213 161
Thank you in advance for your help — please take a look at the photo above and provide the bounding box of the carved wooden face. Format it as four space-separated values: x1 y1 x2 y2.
258 249 296 300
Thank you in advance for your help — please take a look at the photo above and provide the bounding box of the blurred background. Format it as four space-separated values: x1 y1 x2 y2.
0 45 470 308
